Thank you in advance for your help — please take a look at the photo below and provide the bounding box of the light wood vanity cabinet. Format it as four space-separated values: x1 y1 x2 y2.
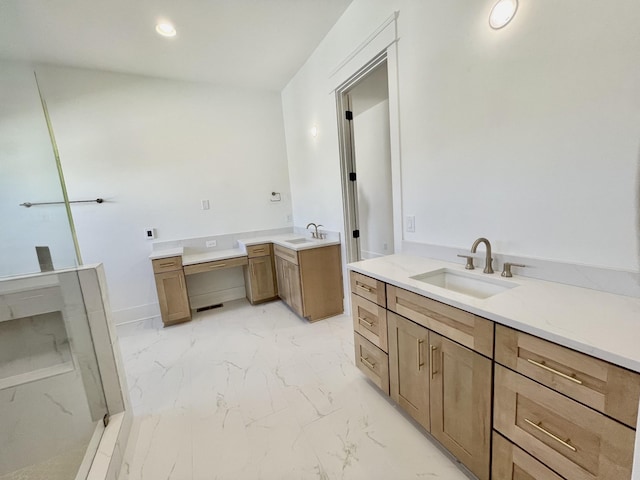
244 243 278 304
351 269 640 479
152 257 191 327
387 310 492 480
352 274 492 480
274 244 343 322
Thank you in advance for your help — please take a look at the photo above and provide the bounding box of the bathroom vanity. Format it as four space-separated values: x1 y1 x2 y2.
150 233 343 326
348 254 640 480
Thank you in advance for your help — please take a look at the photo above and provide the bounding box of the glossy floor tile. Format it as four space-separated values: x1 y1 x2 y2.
117 299 471 480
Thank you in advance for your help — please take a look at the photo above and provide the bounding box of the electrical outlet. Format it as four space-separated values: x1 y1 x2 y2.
286 214 293 223
201 199 210 210
145 228 156 240
205 240 217 248
406 215 415 233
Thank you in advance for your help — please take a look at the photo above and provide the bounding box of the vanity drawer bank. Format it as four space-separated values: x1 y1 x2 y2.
150 235 343 326
347 254 640 480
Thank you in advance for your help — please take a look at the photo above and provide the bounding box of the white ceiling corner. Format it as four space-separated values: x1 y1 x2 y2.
0 0 353 91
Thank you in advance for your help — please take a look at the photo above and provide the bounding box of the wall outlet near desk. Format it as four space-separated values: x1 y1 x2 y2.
205 240 217 248
145 228 156 240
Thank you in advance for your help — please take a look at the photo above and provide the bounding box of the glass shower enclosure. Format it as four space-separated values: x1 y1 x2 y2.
0 61 109 480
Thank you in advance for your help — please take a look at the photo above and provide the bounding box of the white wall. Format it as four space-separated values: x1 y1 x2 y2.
26 65 292 323
351 63 394 259
0 61 78 277
281 0 640 274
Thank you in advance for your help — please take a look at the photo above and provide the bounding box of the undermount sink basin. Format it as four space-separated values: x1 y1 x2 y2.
284 238 313 245
410 268 516 299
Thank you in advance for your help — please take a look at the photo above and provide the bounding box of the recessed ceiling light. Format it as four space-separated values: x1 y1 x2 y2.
155 22 176 37
489 0 518 29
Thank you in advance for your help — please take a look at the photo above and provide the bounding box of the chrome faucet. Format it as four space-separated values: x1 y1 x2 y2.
470 237 494 274
306 223 324 239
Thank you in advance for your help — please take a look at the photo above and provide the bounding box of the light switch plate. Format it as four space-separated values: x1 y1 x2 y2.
406 216 415 233
145 228 156 240
201 199 210 210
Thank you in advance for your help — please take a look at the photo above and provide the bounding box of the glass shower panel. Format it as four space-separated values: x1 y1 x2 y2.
0 60 108 480
0 61 78 278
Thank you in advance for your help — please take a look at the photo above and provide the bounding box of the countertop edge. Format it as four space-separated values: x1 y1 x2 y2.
348 261 640 374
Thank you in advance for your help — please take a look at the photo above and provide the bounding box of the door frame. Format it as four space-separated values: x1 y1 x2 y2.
334 32 403 263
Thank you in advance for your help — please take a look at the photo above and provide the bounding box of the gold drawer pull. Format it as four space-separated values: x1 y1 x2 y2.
159 262 175 267
253 248 265 253
358 316 374 328
527 359 583 385
360 356 376 370
524 418 577 452
357 284 372 293
430 345 437 378
210 263 226 268
417 339 424 370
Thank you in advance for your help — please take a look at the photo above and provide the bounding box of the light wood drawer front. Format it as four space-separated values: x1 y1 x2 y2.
354 332 389 395
492 432 565 480
351 294 388 352
183 256 248 276
273 244 299 265
350 271 386 307
246 243 272 258
495 325 640 428
152 256 183 273
386 285 493 358
494 365 635 480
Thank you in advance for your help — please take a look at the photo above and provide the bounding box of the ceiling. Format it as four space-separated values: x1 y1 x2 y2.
0 0 353 91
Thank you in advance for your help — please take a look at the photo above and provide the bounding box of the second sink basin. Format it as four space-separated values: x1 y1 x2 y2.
285 238 313 245
410 268 516 299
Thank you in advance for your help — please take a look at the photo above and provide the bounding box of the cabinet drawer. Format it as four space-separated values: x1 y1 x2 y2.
152 256 183 273
386 285 494 358
273 244 298 265
492 432 564 480
354 332 389 395
183 256 248 276
351 294 388 352
494 365 635 480
350 271 386 307
246 243 272 258
495 325 640 428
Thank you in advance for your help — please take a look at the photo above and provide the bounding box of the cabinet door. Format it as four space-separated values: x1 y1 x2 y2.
155 270 191 326
287 261 303 317
387 312 430 430
274 255 289 305
246 256 277 303
429 332 492 480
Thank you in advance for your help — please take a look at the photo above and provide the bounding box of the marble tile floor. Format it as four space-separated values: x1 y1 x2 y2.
116 299 472 480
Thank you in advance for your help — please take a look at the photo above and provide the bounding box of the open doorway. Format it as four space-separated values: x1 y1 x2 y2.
337 56 394 262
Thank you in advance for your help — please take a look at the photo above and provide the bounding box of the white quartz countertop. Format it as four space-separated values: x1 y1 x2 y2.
149 234 341 264
182 248 246 266
348 254 640 373
237 234 340 251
